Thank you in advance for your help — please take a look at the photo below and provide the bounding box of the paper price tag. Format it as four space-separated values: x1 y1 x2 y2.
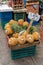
28 12 40 21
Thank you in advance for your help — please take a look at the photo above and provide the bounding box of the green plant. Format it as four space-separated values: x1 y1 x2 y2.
11 24 23 33
29 26 37 34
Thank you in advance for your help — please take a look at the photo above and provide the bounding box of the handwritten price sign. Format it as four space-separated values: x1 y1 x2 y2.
28 12 40 21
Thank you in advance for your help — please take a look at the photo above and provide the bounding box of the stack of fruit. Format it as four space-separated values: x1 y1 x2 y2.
4 19 40 46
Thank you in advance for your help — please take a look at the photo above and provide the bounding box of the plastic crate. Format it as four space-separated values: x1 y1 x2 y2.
0 12 12 29
11 45 36 60
6 35 40 60
13 12 26 21
26 2 39 13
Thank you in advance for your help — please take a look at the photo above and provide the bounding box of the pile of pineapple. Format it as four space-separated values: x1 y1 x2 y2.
4 19 40 46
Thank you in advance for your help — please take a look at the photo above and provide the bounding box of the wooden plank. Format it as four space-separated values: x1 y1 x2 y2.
26 2 39 6
13 8 27 13
9 40 40 50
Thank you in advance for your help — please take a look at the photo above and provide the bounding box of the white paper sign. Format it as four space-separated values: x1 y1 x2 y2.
28 12 40 21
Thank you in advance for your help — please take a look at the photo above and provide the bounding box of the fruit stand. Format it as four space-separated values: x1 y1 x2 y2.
0 0 40 60
4 19 40 60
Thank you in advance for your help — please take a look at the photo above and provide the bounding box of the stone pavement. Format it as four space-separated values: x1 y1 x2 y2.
0 23 43 65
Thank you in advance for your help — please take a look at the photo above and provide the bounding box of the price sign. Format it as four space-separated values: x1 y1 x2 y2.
28 12 40 21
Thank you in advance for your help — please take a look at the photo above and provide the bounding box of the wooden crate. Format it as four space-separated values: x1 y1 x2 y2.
12 0 24 10
26 1 39 13
6 35 40 50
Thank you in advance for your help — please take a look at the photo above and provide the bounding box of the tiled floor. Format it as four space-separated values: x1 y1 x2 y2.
0 23 43 65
